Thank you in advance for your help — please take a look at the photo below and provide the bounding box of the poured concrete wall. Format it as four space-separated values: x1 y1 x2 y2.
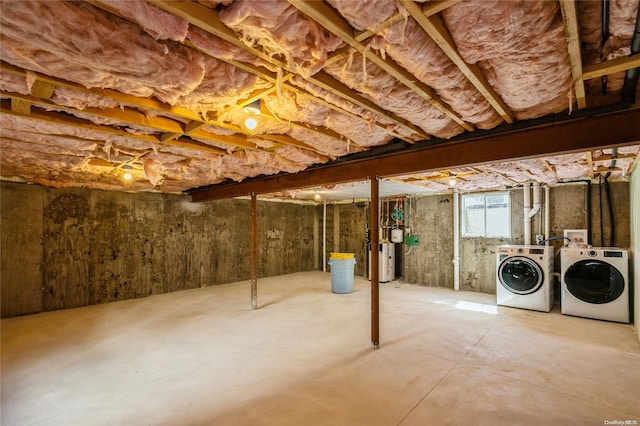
403 182 630 294
323 203 368 277
1 183 44 316
1 183 317 317
345 183 630 295
2 181 630 317
403 194 455 287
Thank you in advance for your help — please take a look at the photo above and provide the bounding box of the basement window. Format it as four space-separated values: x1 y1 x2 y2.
461 192 510 238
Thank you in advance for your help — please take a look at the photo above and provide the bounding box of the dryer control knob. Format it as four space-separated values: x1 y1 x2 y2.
588 250 597 257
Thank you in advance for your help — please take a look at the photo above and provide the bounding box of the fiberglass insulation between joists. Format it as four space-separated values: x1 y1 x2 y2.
442 0 573 119
328 0 503 129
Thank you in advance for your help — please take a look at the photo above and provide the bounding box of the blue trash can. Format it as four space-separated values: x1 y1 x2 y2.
328 254 356 294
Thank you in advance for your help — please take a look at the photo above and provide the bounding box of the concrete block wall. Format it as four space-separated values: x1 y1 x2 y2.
1 183 317 317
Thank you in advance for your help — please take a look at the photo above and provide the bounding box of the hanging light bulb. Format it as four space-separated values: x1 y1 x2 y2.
243 99 261 130
448 172 457 186
314 191 321 200
122 165 133 181
245 117 258 130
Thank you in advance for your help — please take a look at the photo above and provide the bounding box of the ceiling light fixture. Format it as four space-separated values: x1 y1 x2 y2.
123 164 132 181
314 192 321 200
448 172 457 187
244 117 258 130
243 99 261 115
243 99 261 130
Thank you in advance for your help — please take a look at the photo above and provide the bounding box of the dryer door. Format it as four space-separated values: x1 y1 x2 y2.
564 260 624 304
498 256 544 295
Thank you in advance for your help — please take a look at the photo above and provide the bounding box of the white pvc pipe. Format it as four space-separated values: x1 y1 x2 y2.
530 182 541 217
544 185 550 245
524 182 531 245
524 182 541 245
323 201 327 272
453 188 460 291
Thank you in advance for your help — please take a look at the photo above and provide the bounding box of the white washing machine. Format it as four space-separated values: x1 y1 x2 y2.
561 247 629 323
496 245 554 312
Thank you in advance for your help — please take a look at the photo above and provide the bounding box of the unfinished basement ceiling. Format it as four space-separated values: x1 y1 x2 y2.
1 0 639 199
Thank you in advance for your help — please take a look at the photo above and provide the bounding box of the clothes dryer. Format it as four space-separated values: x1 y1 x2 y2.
561 247 629 323
496 245 554 312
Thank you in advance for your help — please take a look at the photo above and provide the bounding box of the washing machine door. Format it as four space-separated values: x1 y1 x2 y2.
564 260 624 304
498 256 544 295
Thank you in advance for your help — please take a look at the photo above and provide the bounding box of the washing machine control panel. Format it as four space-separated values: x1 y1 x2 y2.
604 251 623 258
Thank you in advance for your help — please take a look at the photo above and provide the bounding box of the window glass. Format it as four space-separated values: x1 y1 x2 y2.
462 192 510 237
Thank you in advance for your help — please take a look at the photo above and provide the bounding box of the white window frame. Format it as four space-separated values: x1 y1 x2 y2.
461 191 511 238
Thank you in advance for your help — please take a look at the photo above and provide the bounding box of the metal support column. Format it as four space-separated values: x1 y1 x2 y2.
250 193 257 310
370 178 380 349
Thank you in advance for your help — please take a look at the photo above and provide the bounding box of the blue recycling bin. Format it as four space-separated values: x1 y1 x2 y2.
328 253 356 294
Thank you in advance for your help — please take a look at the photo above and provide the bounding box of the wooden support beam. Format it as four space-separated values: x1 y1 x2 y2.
592 152 637 161
185 121 207 135
582 55 640 80
94 0 415 143
627 152 640 176
6 90 185 133
400 0 514 123
543 160 560 181
30 80 56 99
10 98 31 114
189 108 640 201
0 100 228 156
586 151 595 180
370 178 380 349
559 0 586 109
352 0 461 44
151 0 426 139
1 61 203 122
593 166 623 174
422 0 463 16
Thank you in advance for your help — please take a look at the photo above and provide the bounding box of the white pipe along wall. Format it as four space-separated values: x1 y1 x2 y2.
453 188 460 291
544 185 550 245
524 182 541 245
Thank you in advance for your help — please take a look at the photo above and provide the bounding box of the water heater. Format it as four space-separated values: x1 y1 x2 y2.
369 242 395 282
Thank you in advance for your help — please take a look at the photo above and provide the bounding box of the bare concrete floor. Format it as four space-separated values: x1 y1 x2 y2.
2 271 639 425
